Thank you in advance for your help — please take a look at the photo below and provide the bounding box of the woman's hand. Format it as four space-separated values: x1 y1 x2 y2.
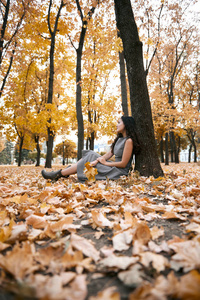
97 157 107 165
91 160 98 167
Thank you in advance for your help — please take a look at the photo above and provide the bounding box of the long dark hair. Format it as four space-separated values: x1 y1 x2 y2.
111 116 140 155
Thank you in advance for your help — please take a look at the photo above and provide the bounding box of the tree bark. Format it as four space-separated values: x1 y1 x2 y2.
192 134 197 163
119 49 129 116
0 0 10 65
193 141 197 163
160 136 164 163
114 0 163 177
165 132 169 165
75 1 97 160
0 0 30 94
18 137 24 167
170 131 174 162
174 134 179 163
188 144 192 163
45 0 65 168
35 136 41 167
76 44 85 160
0 44 16 97
117 31 129 116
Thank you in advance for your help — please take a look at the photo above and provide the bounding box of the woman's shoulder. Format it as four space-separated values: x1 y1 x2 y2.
125 137 133 145
124 138 133 150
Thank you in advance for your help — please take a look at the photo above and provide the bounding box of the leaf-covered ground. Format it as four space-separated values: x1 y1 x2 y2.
0 163 200 300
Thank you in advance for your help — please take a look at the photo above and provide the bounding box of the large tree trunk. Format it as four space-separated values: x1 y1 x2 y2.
114 0 163 177
119 49 129 116
118 30 129 116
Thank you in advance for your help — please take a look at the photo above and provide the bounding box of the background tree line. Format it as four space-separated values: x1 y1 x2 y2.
0 0 199 175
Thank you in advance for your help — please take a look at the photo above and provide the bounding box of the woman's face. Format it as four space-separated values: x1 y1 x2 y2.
116 118 126 134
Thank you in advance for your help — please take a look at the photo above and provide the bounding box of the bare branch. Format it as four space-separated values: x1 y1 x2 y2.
67 34 76 50
146 4 164 76
3 0 31 55
36 31 50 40
75 0 84 21
0 0 10 64
0 41 16 97
47 0 53 36
53 0 65 34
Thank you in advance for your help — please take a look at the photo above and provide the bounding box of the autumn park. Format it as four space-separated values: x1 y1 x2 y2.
0 0 200 299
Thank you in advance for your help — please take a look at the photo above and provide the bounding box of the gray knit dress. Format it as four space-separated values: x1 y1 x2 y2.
77 137 132 182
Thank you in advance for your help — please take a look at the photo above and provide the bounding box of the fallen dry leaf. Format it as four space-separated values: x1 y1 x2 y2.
118 264 146 287
176 270 200 299
0 241 37 280
0 162 200 299
71 233 100 262
100 254 139 270
89 286 120 300
91 209 114 228
112 229 133 251
140 251 169 272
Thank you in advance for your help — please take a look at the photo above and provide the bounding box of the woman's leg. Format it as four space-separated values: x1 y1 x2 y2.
41 160 81 181
61 162 79 176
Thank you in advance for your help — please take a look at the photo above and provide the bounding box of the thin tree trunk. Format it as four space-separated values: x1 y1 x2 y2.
35 136 41 167
45 0 65 168
0 43 16 98
165 132 169 165
174 134 179 163
194 143 197 162
177 135 181 158
170 131 174 163
192 135 197 162
90 131 95 150
171 131 179 163
76 47 84 160
18 137 24 167
160 136 164 163
75 1 97 160
0 0 10 65
114 0 163 177
86 138 89 150
188 144 192 163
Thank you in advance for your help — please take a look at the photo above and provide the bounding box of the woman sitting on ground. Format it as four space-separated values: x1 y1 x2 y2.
41 116 140 182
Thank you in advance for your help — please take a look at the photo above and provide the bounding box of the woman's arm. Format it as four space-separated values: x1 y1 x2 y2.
91 150 114 167
100 150 114 161
97 138 133 168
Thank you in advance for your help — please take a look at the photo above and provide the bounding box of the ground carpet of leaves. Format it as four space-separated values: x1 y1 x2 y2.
0 163 200 300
